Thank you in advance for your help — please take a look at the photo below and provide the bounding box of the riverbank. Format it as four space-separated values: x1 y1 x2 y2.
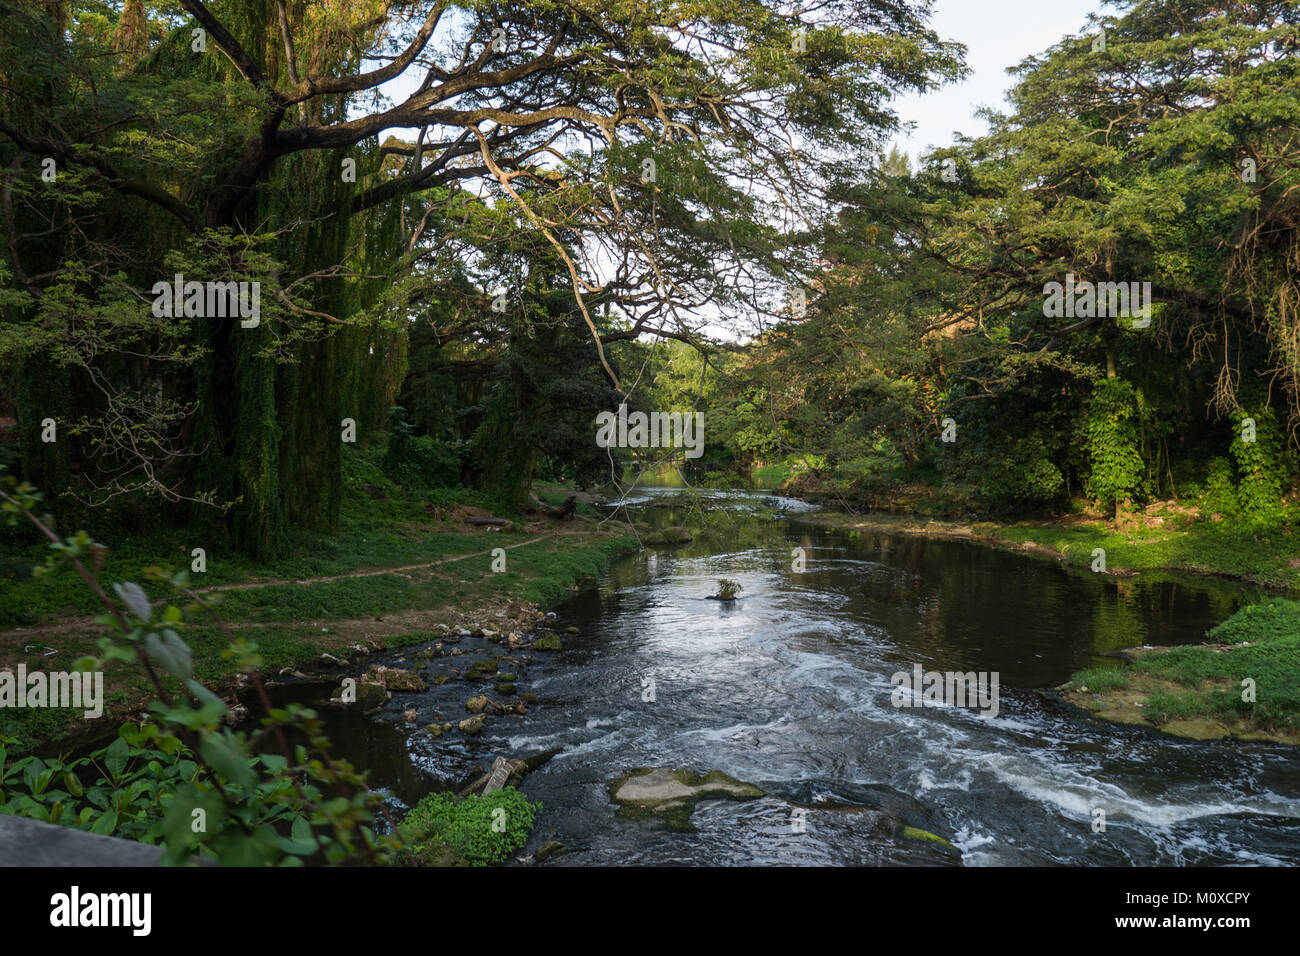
1058 598 1300 745
0 467 638 754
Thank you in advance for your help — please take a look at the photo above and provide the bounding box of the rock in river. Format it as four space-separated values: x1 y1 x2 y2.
363 665 428 693
609 767 763 830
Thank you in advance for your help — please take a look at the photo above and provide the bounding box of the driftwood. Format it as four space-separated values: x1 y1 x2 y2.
481 757 514 795
457 748 562 798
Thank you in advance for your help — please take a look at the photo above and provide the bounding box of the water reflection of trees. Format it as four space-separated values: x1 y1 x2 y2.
585 498 1255 686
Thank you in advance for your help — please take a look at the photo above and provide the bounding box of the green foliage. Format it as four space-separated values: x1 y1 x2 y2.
953 433 1066 512
383 406 463 489
712 579 743 600
1199 457 1239 517
713 0 1300 522
398 788 540 867
1084 379 1146 514
0 470 392 865
1230 405 1292 527
0 723 336 862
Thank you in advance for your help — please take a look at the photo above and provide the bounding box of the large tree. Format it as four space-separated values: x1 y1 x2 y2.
1 0 961 554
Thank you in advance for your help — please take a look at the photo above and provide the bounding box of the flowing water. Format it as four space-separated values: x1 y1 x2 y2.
305 488 1300 866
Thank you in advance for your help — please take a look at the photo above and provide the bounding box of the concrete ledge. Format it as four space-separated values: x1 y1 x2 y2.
0 814 167 867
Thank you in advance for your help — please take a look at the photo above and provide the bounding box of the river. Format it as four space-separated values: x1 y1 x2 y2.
304 487 1300 865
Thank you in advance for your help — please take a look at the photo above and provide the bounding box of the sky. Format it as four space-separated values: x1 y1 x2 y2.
891 0 1110 164
370 1 1115 340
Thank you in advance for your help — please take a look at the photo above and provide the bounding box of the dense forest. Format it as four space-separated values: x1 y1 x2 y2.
3 0 1298 560
1 0 1299 874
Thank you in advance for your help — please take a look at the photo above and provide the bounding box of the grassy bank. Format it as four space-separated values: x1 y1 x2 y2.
0 453 637 753
1060 599 1300 745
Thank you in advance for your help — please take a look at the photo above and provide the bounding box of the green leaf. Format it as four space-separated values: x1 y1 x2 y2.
104 737 130 781
64 772 83 797
144 629 193 680
21 757 48 795
113 581 152 622
184 679 225 712
199 732 256 788
276 814 317 856
259 753 288 773
118 723 146 747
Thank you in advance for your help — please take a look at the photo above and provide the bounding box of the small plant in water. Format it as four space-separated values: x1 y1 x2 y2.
711 579 743 601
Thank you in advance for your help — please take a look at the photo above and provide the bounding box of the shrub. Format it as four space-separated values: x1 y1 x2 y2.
383 405 463 489
398 788 539 866
712 578 743 600
1231 406 1291 527
1084 378 1145 515
1199 456 1238 517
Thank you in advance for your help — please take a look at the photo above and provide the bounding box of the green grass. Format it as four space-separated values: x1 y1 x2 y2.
976 511 1300 591
0 445 637 628
1062 665 1130 694
0 446 639 752
0 447 514 626
1132 598 1300 728
0 529 637 754
1063 598 1300 738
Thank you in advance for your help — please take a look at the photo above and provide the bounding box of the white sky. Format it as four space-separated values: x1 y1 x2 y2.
891 0 1109 164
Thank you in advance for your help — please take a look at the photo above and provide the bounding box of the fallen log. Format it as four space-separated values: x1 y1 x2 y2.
547 495 577 520
464 516 509 526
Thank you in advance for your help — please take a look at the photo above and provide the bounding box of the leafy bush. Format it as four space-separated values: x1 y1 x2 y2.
383 406 463 489
1085 378 1145 515
1199 456 1238 517
0 470 392 866
398 788 539 866
1230 406 1292 527
0 724 326 861
712 578 743 600
404 435 463 488
941 433 1064 513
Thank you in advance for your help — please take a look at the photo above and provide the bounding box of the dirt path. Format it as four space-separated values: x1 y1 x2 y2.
195 535 552 593
2 534 555 643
